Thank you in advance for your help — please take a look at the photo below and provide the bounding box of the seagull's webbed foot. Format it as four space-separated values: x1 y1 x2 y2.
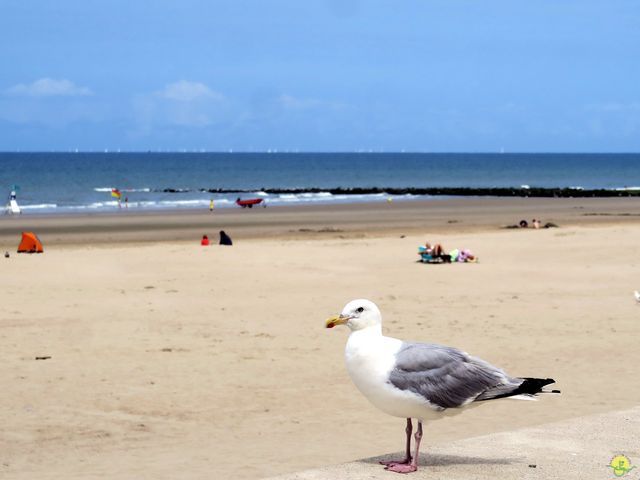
380 418 413 467
379 457 412 467
384 463 417 474
383 419 423 474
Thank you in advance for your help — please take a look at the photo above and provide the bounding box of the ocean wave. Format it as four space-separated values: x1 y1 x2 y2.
94 187 151 193
299 192 332 198
159 199 209 206
67 201 121 209
20 203 58 210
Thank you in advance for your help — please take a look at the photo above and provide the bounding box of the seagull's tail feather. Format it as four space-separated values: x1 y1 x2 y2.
516 377 559 395
477 377 560 402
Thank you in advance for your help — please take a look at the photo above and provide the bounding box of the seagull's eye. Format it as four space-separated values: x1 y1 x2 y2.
356 307 364 313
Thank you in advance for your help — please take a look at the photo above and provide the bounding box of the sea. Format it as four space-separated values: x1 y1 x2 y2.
0 152 639 214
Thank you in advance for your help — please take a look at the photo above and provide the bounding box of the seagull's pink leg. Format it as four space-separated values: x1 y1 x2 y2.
385 421 422 474
380 418 413 467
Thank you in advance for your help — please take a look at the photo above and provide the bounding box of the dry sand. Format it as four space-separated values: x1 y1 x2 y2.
1 198 639 479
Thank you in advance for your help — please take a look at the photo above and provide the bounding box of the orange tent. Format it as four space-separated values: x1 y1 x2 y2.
17 232 43 253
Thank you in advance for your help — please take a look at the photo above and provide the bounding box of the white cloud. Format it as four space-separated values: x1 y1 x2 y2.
156 80 224 102
5 78 92 97
277 93 347 111
278 94 322 109
132 81 227 132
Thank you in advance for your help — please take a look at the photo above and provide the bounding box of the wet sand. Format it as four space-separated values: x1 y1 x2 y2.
2 196 640 245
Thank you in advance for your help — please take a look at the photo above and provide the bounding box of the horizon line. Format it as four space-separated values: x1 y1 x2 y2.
1 150 639 155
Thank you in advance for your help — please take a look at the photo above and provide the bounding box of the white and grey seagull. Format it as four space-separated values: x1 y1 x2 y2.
325 299 560 474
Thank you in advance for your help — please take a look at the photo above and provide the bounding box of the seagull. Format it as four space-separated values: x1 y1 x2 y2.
634 291 640 303
325 299 560 474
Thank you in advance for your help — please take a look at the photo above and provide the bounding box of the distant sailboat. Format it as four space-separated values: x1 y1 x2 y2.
6 189 21 215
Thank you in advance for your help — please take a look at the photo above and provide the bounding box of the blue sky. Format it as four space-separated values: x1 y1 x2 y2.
1 0 638 152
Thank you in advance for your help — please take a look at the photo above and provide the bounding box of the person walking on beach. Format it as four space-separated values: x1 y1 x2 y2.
209 199 214 212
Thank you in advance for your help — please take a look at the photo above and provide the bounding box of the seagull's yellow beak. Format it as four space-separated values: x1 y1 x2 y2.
325 314 349 329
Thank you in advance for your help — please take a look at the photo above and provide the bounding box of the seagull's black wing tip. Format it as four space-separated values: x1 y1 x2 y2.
518 377 558 395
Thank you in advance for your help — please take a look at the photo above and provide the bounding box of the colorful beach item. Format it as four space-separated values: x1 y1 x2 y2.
235 197 263 208
17 232 44 253
111 188 122 200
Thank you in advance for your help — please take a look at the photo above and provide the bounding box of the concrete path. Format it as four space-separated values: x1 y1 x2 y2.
266 406 640 479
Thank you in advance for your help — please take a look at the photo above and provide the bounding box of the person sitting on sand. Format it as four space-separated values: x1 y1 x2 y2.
432 243 444 257
201 235 210 246
458 248 478 263
219 230 233 246
419 242 451 263
519 219 528 228
532 218 541 229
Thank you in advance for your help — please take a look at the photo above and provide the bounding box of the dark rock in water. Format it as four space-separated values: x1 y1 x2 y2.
195 186 640 198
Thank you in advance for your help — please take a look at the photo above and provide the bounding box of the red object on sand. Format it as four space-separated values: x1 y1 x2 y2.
236 198 263 208
201 236 210 246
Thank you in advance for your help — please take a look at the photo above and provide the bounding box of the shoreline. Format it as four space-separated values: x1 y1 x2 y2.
3 196 640 246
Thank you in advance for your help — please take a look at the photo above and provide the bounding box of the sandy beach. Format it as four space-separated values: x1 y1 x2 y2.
1 198 639 479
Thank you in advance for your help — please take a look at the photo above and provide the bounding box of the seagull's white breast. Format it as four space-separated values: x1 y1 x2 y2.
344 328 444 422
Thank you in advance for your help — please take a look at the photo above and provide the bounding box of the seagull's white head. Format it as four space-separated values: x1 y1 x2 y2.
325 299 382 331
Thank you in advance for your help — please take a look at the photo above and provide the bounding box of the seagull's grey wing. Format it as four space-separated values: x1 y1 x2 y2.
388 342 522 409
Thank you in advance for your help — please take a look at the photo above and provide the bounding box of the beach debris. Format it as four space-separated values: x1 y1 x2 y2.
35 356 51 360
634 291 640 303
